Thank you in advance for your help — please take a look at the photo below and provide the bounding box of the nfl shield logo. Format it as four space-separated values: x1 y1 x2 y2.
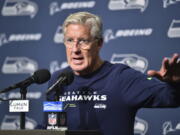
48 113 57 126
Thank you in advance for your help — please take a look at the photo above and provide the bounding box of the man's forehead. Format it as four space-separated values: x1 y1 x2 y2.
65 24 91 36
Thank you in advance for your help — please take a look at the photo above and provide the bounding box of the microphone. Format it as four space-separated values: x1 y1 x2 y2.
46 71 74 95
0 69 51 94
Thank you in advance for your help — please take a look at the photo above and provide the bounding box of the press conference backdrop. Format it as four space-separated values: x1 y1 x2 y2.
0 0 179 134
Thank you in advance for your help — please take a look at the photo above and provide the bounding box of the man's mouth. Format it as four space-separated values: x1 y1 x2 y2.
72 57 84 64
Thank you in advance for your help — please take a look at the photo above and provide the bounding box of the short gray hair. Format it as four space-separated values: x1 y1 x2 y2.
63 12 103 40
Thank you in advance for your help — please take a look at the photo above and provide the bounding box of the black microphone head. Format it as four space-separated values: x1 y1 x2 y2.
59 70 74 86
33 69 51 84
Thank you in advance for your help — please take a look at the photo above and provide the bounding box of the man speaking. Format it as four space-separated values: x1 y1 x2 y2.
46 12 180 135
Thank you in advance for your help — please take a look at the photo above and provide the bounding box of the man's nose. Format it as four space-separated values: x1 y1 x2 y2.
72 41 81 52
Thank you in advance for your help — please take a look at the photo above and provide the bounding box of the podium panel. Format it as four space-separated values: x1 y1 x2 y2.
67 130 102 135
0 130 101 135
0 130 65 135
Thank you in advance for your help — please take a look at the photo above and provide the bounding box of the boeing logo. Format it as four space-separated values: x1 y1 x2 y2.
0 33 42 46
7 92 41 99
50 1 95 16
0 92 40 103
108 0 149 12
104 28 153 43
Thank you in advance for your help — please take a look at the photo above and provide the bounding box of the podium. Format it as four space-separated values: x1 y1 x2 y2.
0 130 102 135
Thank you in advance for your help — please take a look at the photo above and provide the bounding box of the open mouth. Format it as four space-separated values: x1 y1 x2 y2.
72 57 84 64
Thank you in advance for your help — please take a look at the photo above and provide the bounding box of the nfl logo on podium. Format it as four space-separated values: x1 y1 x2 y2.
48 113 57 126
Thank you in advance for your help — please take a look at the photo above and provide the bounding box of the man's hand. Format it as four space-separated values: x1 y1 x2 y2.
147 53 180 83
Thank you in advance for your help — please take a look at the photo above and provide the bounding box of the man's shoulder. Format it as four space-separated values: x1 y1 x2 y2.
107 61 145 80
107 61 131 72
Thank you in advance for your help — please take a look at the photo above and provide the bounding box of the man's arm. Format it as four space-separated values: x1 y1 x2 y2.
147 53 180 105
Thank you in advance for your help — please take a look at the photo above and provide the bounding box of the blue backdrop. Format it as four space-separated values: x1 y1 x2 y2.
0 0 180 134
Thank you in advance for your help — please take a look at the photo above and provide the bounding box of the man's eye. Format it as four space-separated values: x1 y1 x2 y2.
79 39 88 44
79 39 85 43
67 39 73 42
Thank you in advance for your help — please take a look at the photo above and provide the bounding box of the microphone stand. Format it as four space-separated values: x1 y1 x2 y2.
20 86 27 129
55 85 67 128
55 86 61 127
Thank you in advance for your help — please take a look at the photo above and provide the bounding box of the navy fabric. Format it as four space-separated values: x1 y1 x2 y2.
46 61 180 135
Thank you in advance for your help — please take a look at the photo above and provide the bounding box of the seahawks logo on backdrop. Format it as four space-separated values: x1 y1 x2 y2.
1 115 37 129
110 54 148 73
134 117 148 135
108 0 149 12
167 19 180 38
163 0 180 8
1 0 38 18
2 56 38 75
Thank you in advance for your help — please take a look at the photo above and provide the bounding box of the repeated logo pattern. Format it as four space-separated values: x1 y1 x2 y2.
0 0 179 134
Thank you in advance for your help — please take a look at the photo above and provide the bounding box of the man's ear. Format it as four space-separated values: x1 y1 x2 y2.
97 38 103 48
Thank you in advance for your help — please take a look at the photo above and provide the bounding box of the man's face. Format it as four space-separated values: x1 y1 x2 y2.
64 24 101 75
